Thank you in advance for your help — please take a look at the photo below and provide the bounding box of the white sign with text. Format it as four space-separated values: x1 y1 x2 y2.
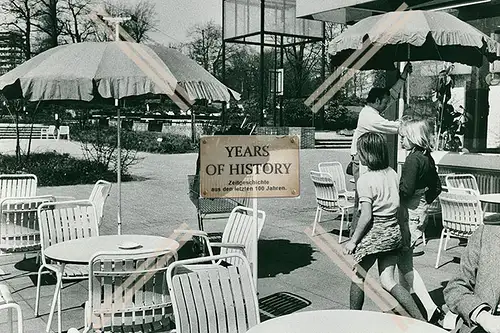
199 135 300 198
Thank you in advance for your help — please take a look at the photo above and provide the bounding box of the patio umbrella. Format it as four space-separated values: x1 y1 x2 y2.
328 10 500 70
0 41 240 234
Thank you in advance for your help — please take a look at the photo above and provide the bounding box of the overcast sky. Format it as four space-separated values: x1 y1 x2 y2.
148 0 222 46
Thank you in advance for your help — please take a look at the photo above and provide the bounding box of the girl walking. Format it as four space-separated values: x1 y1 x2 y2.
344 132 424 320
398 115 443 322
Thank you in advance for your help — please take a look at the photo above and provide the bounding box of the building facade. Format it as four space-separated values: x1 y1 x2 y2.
0 31 25 76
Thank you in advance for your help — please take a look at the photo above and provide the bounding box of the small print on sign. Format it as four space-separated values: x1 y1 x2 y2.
199 135 300 198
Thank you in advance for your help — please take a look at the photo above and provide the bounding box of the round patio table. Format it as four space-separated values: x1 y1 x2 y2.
246 310 447 333
44 234 180 264
43 235 180 333
479 193 500 205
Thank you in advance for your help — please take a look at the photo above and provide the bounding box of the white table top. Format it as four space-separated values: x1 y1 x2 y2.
246 310 447 333
479 193 500 204
44 235 180 264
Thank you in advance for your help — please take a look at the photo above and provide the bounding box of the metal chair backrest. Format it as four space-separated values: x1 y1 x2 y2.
0 174 37 199
221 206 266 268
427 174 448 213
37 200 98 265
445 174 480 196
88 180 112 225
167 253 260 333
86 249 175 331
318 162 348 194
439 192 483 238
0 195 55 253
310 170 339 209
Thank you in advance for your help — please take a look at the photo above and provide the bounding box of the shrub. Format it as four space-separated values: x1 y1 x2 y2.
324 101 358 130
0 152 117 186
282 98 313 127
72 126 195 154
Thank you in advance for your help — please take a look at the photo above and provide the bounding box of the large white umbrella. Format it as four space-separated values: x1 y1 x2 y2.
329 10 500 70
0 41 240 234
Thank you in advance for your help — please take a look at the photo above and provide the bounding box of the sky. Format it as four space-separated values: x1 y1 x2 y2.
148 0 222 46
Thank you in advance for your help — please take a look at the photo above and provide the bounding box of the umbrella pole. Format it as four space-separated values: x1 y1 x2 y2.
406 46 410 106
116 98 122 235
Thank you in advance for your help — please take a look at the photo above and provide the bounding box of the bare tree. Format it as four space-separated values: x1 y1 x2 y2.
0 0 37 59
32 0 64 50
186 20 222 77
103 0 157 43
285 42 323 97
60 0 95 43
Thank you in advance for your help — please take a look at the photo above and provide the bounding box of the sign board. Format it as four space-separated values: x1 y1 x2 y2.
199 135 300 198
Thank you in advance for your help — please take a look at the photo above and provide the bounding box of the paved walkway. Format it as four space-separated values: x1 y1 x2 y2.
0 139 460 332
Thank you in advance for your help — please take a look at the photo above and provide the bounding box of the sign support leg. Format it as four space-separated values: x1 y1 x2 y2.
252 196 258 289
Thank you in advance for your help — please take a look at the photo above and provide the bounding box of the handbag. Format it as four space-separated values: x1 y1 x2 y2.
346 161 354 176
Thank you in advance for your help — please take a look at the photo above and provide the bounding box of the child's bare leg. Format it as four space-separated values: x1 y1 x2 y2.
379 252 425 320
399 247 438 320
350 255 376 310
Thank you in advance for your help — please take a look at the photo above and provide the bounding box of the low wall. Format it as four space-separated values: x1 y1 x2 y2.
255 127 315 149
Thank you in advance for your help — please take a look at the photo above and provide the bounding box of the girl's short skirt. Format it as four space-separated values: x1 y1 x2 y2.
353 215 402 263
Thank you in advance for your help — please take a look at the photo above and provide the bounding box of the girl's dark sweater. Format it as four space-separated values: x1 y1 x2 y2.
400 148 442 204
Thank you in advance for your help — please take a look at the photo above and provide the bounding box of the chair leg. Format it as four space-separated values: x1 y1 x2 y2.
35 265 45 316
8 307 12 333
58 280 62 333
14 303 22 333
312 206 321 236
435 229 447 269
339 210 345 243
197 212 203 231
46 272 63 333
444 232 451 251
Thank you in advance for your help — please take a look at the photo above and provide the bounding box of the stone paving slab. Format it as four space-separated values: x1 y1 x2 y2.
0 139 461 332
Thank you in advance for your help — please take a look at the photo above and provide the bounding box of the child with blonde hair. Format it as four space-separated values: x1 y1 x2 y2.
398 115 443 323
344 132 424 320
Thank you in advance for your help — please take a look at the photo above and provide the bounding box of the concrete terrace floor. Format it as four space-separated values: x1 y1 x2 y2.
0 138 462 332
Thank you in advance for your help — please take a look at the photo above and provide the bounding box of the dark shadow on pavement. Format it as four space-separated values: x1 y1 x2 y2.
177 236 316 278
258 239 315 278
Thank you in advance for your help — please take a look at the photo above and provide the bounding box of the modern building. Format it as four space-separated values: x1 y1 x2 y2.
0 31 25 76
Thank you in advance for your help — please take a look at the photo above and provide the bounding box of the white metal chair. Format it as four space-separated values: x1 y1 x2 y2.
422 174 449 245
0 174 37 199
310 170 354 242
55 180 112 225
167 253 260 333
0 195 55 258
81 249 176 333
435 192 483 269
57 126 70 140
318 162 355 199
35 200 98 331
41 125 56 139
0 284 23 333
177 206 266 272
445 174 480 196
